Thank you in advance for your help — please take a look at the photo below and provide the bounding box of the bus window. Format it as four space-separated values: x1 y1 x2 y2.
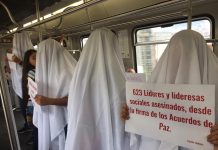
135 19 212 76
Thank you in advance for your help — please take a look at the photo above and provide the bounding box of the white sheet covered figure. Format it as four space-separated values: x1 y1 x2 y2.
35 39 77 150
129 30 218 150
11 32 33 98
65 28 130 150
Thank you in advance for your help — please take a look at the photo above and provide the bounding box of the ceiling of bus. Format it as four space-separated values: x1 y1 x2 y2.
42 0 217 36
0 0 217 39
38 0 172 35
0 0 79 29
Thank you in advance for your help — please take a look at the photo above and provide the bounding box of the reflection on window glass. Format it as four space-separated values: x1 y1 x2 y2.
135 19 211 78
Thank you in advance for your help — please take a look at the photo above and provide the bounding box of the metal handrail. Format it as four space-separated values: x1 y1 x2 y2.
0 0 105 39
187 0 192 30
0 62 21 150
41 0 189 36
47 11 183 36
134 39 218 46
0 1 20 27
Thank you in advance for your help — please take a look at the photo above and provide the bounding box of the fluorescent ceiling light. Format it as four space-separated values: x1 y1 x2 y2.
20 0 84 29
32 19 38 24
69 0 84 7
53 0 84 15
52 8 65 15
12 27 18 32
44 13 52 19
23 22 32 27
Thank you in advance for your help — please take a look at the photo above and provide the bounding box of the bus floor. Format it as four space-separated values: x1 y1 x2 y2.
0 106 33 150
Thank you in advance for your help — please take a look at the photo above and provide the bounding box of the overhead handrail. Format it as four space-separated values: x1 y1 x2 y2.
0 0 208 39
0 0 189 38
46 11 183 36
42 0 191 36
0 0 105 39
0 62 21 150
0 1 20 27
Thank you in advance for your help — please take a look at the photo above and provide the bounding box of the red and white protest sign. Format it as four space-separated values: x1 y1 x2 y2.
125 82 215 150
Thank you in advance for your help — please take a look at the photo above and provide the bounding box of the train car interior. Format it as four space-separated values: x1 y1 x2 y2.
0 0 218 149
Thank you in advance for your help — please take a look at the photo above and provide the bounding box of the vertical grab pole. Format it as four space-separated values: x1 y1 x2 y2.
35 0 42 42
187 0 192 30
0 61 21 150
84 0 93 31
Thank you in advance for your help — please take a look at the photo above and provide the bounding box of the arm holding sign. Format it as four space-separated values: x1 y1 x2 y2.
208 125 218 150
121 103 129 121
35 95 68 106
12 55 23 65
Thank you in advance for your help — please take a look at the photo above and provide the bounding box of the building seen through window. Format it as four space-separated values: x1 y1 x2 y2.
135 19 212 78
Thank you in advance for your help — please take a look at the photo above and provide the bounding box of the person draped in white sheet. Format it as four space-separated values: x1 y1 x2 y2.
65 28 130 150
35 39 77 150
121 30 218 150
11 32 34 133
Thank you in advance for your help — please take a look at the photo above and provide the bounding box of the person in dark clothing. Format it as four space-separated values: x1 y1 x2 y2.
22 49 38 150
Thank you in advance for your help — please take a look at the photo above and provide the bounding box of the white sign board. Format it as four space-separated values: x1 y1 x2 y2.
28 77 37 103
125 82 215 150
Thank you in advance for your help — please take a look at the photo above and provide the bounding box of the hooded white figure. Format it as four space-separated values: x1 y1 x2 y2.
35 39 77 150
129 30 218 150
65 28 130 150
11 32 33 98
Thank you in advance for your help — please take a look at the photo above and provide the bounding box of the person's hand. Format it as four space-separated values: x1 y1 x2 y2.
4 66 10 73
35 95 50 106
12 55 22 64
208 125 218 146
121 103 130 121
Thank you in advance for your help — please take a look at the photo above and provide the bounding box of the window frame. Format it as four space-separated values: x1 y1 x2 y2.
133 15 215 73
